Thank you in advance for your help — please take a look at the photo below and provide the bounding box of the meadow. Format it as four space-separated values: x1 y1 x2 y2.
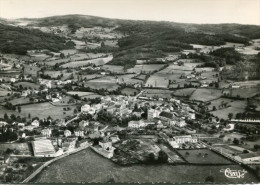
190 88 222 102
33 148 257 184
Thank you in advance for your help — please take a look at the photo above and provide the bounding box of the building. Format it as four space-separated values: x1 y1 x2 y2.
173 135 198 144
79 120 89 128
64 130 71 137
32 139 56 157
62 138 76 152
41 128 52 137
0 121 7 127
147 108 161 120
235 152 260 164
31 120 40 127
74 129 84 137
175 119 187 128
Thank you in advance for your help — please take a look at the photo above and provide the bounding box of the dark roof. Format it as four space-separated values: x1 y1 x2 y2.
159 111 174 119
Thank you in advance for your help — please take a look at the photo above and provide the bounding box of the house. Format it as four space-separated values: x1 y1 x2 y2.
110 135 120 143
175 119 187 128
128 120 154 128
74 129 84 137
41 128 52 137
235 151 260 164
22 90 32 97
173 135 198 144
0 121 7 127
79 120 89 128
64 130 71 137
148 108 161 120
81 104 96 115
31 120 40 127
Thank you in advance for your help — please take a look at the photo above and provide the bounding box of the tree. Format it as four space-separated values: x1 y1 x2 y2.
212 106 216 111
28 113 31 119
205 175 214 182
18 106 21 113
157 150 168 163
228 113 233 120
4 113 8 120
233 138 239 145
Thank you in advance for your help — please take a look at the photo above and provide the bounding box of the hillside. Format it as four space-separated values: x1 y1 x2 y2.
0 23 75 55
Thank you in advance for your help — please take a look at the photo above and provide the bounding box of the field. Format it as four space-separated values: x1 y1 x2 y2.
127 64 166 74
102 65 125 73
67 91 94 97
142 89 172 99
33 148 257 184
0 90 11 96
190 88 222 102
177 149 233 164
172 88 196 97
211 100 247 119
121 87 139 96
60 49 78 55
3 97 31 106
61 55 113 68
14 82 40 89
84 76 120 91
19 102 78 120
81 94 102 100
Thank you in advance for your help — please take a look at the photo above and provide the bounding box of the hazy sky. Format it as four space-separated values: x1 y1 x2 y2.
0 0 259 25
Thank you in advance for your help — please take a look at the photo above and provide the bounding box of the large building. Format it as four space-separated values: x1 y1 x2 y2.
147 108 161 120
32 139 56 157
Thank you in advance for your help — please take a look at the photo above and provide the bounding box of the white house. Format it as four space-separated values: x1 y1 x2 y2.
64 130 72 137
173 135 198 144
41 128 52 137
31 120 40 127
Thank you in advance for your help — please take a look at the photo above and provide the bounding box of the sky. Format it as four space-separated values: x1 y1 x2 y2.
0 0 259 25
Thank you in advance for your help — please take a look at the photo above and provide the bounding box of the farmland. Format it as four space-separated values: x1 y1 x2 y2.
121 87 139 96
211 100 247 119
19 102 78 120
67 91 94 97
61 55 113 68
190 88 222 102
33 148 257 184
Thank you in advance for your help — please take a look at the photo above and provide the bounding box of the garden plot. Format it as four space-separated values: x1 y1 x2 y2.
230 87 260 98
4 97 31 106
190 88 222 102
30 53 50 61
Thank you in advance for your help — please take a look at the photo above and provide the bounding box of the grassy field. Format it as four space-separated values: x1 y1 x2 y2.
121 87 139 96
190 88 222 102
61 55 113 68
3 97 31 106
177 149 233 164
102 65 125 73
127 64 166 74
211 100 247 119
19 102 78 120
67 91 94 97
173 88 196 97
14 82 40 89
33 148 257 184
0 90 11 96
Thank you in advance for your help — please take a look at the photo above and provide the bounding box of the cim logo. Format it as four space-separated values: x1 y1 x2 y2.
220 168 247 178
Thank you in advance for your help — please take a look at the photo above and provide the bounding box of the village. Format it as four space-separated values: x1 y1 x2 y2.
0 14 260 183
